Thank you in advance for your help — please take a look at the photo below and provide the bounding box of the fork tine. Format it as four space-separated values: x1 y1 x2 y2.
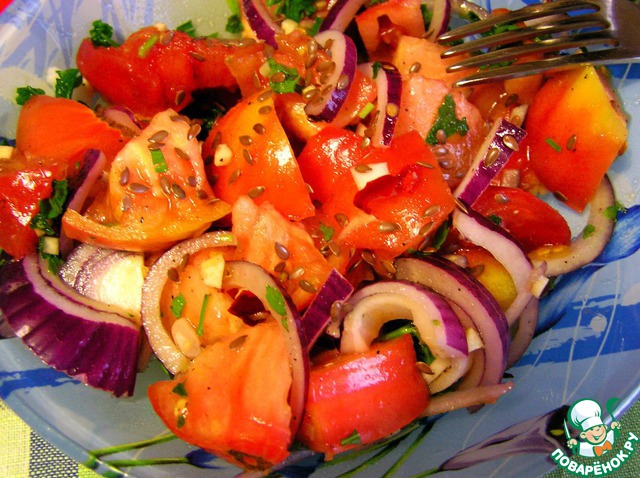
441 13 609 59
452 48 630 88
437 0 601 43
446 30 618 72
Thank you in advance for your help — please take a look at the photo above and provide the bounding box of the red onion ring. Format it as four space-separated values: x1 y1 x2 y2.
358 62 402 146
424 0 452 41
319 0 367 32
421 381 514 416
241 0 282 47
507 297 539 368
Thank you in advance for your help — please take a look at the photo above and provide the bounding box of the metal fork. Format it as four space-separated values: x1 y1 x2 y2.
437 0 640 87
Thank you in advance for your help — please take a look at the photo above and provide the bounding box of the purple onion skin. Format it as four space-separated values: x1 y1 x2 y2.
380 67 402 145
242 0 280 47
319 0 367 32
454 119 526 208
0 258 139 397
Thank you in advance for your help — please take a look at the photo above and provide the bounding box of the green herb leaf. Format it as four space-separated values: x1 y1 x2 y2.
226 0 241 15
225 14 244 34
306 17 322 36
30 179 69 234
430 219 450 251
318 222 334 242
420 3 433 30
372 61 382 79
176 415 186 428
545 137 562 153
378 322 436 365
16 86 45 105
37 238 64 274
55 69 83 99
340 430 362 446
170 293 186 318
426 94 469 145
89 20 119 48
266 0 316 22
582 224 595 239
487 213 502 226
172 382 188 397
605 200 627 220
267 58 300 94
196 293 210 336
266 284 287 316
176 20 197 37
150 149 169 173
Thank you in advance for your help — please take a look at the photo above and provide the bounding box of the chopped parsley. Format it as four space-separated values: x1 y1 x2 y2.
340 430 362 446
89 20 119 47
54 68 83 99
267 58 300 94
150 149 169 173
306 17 323 36
266 0 316 22
172 382 188 397
426 94 469 145
170 293 186 318
266 284 287 317
15 86 45 105
176 20 197 37
39 241 64 274
545 137 562 152
138 34 159 58
605 200 627 221
318 222 334 242
487 213 502 226
225 14 243 34
378 322 436 365
30 179 69 236
582 224 595 239
430 220 450 251
371 61 383 79
420 4 433 30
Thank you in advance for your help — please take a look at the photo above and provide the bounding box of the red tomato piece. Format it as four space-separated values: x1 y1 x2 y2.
76 26 239 117
231 196 333 310
524 65 628 212
16 95 125 164
62 109 230 251
148 321 293 470
473 185 572 253
0 151 66 259
298 334 429 459
203 91 314 221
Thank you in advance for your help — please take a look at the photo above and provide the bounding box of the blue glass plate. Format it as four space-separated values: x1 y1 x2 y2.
1 1 639 477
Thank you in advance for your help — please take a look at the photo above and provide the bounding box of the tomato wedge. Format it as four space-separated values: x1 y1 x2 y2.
148 320 292 470
62 109 230 251
298 334 429 459
203 91 314 221
473 185 571 253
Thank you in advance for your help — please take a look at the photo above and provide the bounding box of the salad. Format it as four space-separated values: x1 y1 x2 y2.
0 0 630 474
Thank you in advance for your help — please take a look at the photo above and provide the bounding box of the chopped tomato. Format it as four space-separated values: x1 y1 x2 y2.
299 128 455 262
16 95 125 164
0 150 66 259
473 185 572 253
148 320 293 470
77 26 239 117
394 75 484 188
62 109 230 251
524 65 628 212
231 196 334 310
203 91 314 221
356 0 425 60
298 334 429 459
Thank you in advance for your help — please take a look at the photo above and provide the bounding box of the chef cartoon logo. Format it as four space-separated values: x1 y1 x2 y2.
565 399 620 458
550 397 638 476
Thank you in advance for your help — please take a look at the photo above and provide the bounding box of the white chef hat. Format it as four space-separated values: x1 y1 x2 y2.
568 399 604 432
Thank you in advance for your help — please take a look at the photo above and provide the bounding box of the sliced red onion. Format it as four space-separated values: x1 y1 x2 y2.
223 260 309 436
319 0 366 32
241 0 282 47
450 0 490 20
102 106 142 135
452 209 547 324
507 297 538 368
59 149 107 256
0 255 140 396
395 256 509 387
454 119 526 208
358 62 402 147
301 269 353 348
424 0 452 41
141 231 238 375
60 243 145 319
421 381 513 417
532 175 616 276
305 30 357 122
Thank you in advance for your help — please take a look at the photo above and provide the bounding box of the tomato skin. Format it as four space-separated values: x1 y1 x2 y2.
148 321 293 470
298 334 429 459
77 27 239 117
16 95 125 164
203 92 314 221
524 65 627 212
473 185 571 253
62 109 230 251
